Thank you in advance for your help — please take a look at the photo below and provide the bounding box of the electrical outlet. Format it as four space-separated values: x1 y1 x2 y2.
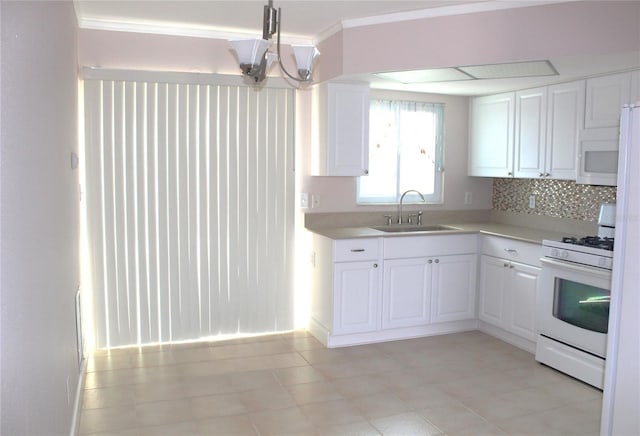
464 192 472 205
300 192 309 208
311 194 320 209
529 195 536 209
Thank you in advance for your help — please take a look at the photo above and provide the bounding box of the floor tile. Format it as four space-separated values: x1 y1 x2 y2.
369 412 443 436
78 405 137 434
351 392 411 419
287 380 344 405
78 330 603 436
416 401 490 433
250 406 316 435
135 398 193 427
197 414 258 435
189 392 248 419
300 398 367 428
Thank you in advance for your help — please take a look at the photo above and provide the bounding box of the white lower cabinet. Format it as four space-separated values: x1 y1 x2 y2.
478 254 540 344
431 254 478 324
382 258 432 329
309 233 480 347
310 232 541 349
383 254 478 329
333 260 380 335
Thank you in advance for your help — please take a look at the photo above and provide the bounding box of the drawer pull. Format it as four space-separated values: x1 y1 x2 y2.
350 249 365 252
504 248 517 253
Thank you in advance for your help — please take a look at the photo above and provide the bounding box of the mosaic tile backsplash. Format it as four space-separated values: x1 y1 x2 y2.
493 178 617 222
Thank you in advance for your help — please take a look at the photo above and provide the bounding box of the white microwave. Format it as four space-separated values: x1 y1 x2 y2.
577 127 619 186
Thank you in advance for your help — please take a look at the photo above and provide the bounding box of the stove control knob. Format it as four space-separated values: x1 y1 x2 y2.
561 250 569 259
598 258 607 267
551 249 559 257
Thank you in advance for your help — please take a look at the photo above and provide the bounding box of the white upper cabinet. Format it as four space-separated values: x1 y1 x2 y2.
578 71 635 186
514 87 547 178
545 80 585 180
584 72 631 129
487 81 584 180
469 92 515 177
312 82 370 176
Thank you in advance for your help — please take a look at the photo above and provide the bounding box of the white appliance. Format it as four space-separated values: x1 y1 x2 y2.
536 235 613 389
601 104 640 435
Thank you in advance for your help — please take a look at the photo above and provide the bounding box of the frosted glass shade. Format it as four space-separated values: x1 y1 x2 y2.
291 45 320 72
230 39 272 66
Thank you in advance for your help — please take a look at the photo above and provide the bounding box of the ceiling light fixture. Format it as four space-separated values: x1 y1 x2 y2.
229 0 320 84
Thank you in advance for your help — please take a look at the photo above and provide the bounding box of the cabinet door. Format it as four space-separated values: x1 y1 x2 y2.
507 262 540 341
469 92 515 177
585 72 631 129
546 80 585 180
382 258 431 329
326 82 370 176
431 254 477 323
478 255 509 328
333 261 380 335
514 87 547 178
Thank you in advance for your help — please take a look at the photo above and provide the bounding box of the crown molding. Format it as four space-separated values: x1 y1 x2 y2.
78 17 315 45
341 1 574 30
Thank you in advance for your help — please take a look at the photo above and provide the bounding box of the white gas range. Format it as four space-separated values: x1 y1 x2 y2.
536 206 615 389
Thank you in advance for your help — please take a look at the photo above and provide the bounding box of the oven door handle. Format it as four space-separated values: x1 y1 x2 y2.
540 257 612 279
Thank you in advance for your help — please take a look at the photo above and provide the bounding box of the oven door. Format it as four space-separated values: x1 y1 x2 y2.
538 257 611 357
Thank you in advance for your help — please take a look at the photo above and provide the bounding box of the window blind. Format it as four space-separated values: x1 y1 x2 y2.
83 73 295 348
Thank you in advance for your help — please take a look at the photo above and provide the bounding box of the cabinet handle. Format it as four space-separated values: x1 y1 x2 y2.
363 169 369 175
508 171 513 176
435 259 440 264
350 249 365 252
504 262 509 267
373 263 378 268
545 172 550 177
504 248 517 254
539 173 544 177
428 259 433 264
509 264 514 269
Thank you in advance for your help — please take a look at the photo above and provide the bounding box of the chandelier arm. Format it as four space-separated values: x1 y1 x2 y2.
275 8 307 83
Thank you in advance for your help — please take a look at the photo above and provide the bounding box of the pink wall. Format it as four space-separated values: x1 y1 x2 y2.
1 1 81 434
330 1 640 79
79 29 240 74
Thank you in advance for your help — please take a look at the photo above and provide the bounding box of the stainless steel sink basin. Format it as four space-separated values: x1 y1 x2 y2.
370 224 459 233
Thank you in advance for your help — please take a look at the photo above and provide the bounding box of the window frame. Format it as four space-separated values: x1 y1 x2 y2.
356 99 445 205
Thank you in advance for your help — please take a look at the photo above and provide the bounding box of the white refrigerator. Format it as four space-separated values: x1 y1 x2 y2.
601 103 640 435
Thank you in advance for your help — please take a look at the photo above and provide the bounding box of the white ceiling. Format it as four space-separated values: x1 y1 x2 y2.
74 0 640 95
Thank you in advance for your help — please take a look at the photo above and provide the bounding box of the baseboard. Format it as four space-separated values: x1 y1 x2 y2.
69 360 86 436
308 318 478 348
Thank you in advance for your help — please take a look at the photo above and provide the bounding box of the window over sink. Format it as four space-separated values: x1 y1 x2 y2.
357 99 444 204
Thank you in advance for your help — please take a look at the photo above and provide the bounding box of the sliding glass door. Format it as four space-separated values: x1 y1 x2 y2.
83 71 295 348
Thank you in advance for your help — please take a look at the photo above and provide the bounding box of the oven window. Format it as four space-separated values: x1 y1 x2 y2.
553 278 610 333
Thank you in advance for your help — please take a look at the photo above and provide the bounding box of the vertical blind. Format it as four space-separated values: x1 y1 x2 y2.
83 72 295 348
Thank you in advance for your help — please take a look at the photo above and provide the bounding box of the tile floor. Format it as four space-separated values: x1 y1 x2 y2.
79 330 602 435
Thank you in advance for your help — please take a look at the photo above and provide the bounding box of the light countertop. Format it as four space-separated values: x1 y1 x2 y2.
306 221 571 244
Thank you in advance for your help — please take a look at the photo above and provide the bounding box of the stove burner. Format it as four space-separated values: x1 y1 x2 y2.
562 236 614 251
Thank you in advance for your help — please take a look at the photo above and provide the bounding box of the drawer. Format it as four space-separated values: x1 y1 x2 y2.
481 235 542 266
334 238 380 262
384 234 478 259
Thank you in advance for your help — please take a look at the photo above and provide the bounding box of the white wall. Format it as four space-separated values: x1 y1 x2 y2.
298 88 494 213
0 2 80 434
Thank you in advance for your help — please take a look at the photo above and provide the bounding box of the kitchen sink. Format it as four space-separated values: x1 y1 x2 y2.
370 224 460 233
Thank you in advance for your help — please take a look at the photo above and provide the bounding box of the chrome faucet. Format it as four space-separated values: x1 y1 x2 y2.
398 190 425 224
